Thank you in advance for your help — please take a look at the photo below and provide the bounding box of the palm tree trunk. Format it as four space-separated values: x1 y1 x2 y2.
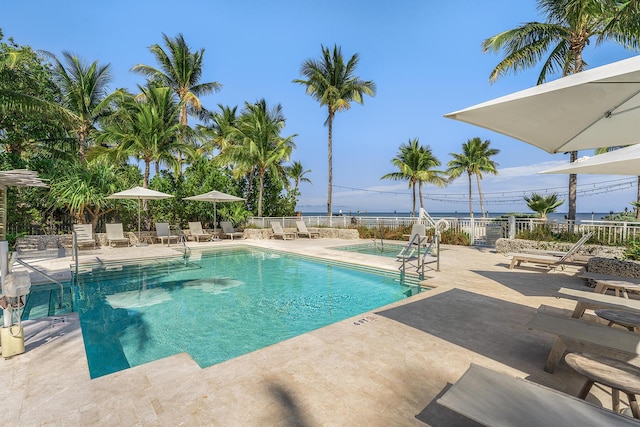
418 182 424 210
411 182 416 217
467 172 473 218
476 174 485 217
258 171 264 217
327 110 334 217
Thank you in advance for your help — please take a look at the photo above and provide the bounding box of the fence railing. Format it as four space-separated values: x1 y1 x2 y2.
249 215 640 246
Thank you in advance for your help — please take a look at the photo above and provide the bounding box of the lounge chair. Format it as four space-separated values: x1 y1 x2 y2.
72 224 96 249
155 222 179 246
270 221 296 240
220 221 244 240
296 221 319 238
508 231 594 270
187 222 211 242
105 223 130 247
437 364 639 426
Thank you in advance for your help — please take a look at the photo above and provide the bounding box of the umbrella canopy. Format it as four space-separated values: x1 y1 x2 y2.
184 190 244 230
540 144 640 175
444 55 640 154
107 186 173 241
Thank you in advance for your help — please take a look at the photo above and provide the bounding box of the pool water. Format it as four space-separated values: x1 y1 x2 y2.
335 242 408 258
57 247 418 378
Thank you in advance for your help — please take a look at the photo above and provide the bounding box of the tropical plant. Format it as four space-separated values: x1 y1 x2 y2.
447 137 499 218
217 99 296 217
287 160 312 189
131 33 221 127
381 138 447 216
523 192 565 219
294 44 376 216
91 85 194 190
482 0 640 224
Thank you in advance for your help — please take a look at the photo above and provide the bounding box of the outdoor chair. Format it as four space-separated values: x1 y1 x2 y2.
270 221 296 240
295 221 319 238
187 222 211 242
508 231 594 270
72 224 96 249
220 221 243 240
155 222 179 246
105 223 130 247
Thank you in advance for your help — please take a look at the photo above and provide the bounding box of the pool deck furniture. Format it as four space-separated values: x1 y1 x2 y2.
565 352 640 418
220 221 243 240
105 223 130 247
594 280 640 299
558 287 640 319
270 221 296 240
526 304 640 373
154 222 179 246
187 222 212 242
596 309 640 332
437 364 640 426
579 271 640 284
508 231 594 270
72 224 96 249
296 221 319 238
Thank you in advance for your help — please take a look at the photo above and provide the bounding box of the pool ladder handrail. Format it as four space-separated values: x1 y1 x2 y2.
14 257 64 309
372 223 384 252
176 225 191 259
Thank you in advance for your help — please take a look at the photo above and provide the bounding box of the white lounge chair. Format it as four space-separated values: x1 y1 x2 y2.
270 221 296 240
188 222 211 242
155 222 179 246
296 221 319 238
220 221 244 240
508 231 594 270
105 223 130 247
73 224 96 249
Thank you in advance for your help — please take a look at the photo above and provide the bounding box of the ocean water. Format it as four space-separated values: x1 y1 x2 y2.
301 211 614 222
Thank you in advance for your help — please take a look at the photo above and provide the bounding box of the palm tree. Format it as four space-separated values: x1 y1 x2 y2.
51 52 122 162
447 137 499 218
131 33 221 127
218 99 296 217
381 138 446 216
287 161 312 189
524 192 565 219
482 0 640 224
294 44 376 216
91 86 194 190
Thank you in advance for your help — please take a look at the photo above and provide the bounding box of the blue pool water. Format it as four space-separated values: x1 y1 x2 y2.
59 247 418 378
334 243 406 258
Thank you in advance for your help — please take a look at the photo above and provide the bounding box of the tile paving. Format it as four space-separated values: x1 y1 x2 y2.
0 238 629 425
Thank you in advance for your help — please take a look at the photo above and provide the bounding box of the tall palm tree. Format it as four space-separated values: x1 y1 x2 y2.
287 160 312 190
131 33 221 127
52 52 121 162
482 0 640 224
524 192 565 219
218 99 296 217
447 137 500 218
381 138 446 216
91 86 194 191
294 44 376 216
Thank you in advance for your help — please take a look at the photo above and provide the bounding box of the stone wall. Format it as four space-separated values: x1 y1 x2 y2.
586 257 640 278
495 238 624 258
243 227 359 240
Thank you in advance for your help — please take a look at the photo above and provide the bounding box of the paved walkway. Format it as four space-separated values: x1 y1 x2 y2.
0 238 625 425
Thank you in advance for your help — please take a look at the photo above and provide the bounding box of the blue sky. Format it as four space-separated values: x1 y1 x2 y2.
2 0 638 214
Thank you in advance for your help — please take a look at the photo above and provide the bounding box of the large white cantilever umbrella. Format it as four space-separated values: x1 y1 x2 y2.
183 190 244 232
539 144 640 175
107 186 173 243
444 55 640 154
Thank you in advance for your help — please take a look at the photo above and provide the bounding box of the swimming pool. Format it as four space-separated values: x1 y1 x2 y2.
334 242 407 258
32 247 419 378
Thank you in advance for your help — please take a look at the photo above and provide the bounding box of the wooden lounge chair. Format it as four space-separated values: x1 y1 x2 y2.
437 364 640 426
72 224 96 249
270 221 296 240
187 221 211 242
508 231 594 270
220 221 244 240
155 222 179 246
296 221 319 238
105 223 130 247
526 304 640 373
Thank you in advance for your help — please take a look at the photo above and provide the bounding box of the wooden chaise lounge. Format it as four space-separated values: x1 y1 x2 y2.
508 231 594 270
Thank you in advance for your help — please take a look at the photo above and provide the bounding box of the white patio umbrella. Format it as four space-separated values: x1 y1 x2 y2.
444 55 640 154
107 186 173 243
183 190 244 231
539 144 640 175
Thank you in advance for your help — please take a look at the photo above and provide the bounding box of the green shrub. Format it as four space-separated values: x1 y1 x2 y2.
624 240 640 260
